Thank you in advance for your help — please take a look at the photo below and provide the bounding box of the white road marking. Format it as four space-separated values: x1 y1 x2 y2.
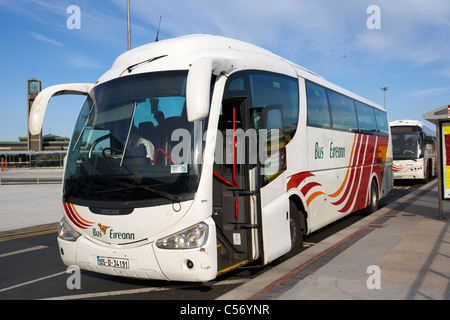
0 271 66 293
41 278 249 300
0 245 48 258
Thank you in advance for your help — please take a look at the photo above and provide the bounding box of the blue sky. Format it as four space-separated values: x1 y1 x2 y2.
1 0 449 141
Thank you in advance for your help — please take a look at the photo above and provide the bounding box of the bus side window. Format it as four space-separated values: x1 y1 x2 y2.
306 81 331 129
374 109 389 137
355 101 377 135
249 72 299 143
328 90 358 133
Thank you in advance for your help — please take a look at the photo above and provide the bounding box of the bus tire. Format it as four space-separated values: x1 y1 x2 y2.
286 199 304 259
363 179 379 215
422 161 432 183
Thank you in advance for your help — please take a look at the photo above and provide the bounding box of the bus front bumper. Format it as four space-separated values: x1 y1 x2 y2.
57 219 218 282
393 171 425 180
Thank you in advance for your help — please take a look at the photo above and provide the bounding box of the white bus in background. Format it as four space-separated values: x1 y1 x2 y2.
30 34 392 282
390 120 436 182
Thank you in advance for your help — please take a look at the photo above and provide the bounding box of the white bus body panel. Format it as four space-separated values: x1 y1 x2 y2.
260 173 291 264
287 126 392 234
393 159 426 180
59 216 217 282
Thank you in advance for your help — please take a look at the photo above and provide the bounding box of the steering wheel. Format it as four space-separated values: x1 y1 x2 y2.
102 147 123 158
88 134 123 158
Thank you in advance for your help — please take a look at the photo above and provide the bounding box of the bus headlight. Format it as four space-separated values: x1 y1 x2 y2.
156 222 208 249
58 218 81 242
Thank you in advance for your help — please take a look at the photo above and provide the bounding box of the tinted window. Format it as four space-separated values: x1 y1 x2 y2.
374 109 389 136
355 101 377 135
228 76 245 91
249 72 299 142
306 81 388 137
306 81 331 128
328 90 358 132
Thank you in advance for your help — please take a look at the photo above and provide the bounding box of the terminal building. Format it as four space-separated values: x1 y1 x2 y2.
0 78 69 168
0 134 69 168
0 134 70 152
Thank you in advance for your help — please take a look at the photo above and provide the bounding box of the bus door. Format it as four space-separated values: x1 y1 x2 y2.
213 99 292 274
213 98 259 274
258 104 291 264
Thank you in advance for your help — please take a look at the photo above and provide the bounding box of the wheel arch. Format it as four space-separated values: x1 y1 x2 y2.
289 194 308 235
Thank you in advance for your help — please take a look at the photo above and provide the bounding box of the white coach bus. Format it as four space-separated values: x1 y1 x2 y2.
30 34 392 282
390 120 436 182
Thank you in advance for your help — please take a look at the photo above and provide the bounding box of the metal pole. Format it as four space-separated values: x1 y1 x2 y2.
436 123 445 219
127 0 131 50
380 87 389 108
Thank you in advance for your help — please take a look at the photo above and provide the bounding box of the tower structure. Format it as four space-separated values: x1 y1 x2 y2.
27 78 42 151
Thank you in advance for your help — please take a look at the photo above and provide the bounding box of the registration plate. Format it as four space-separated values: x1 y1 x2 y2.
97 256 129 269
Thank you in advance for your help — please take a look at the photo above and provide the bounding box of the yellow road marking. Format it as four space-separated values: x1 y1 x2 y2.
0 229 58 242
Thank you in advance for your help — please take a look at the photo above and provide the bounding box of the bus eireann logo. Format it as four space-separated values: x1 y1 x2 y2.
97 224 110 235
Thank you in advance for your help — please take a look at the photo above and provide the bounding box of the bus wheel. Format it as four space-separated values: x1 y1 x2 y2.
363 179 379 215
286 200 304 259
422 162 431 184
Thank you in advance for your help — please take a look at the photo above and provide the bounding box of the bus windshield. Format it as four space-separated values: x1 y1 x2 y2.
63 71 204 208
391 126 420 160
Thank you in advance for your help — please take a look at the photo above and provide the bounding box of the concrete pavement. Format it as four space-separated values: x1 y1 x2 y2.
0 184 62 233
218 180 450 300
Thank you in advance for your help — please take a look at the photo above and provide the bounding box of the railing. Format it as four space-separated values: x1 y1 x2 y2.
0 167 64 185
0 151 66 185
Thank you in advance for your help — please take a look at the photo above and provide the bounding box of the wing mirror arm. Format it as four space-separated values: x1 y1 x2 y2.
29 83 94 135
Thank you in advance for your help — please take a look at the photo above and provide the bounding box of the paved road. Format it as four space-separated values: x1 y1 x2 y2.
0 180 425 300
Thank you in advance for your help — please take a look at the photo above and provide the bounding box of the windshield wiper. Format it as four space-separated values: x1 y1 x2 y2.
124 55 168 74
97 182 182 203
138 184 182 203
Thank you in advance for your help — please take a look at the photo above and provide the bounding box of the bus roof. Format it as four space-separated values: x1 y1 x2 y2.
96 34 384 111
390 120 436 136
390 119 425 127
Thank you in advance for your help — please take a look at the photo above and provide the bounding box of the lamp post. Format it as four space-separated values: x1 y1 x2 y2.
127 0 131 50
380 86 389 108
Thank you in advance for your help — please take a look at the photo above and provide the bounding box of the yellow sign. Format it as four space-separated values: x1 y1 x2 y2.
442 123 450 198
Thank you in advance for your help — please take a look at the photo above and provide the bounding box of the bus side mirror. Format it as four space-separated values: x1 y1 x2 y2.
186 58 227 122
261 104 284 132
420 132 426 141
29 83 93 135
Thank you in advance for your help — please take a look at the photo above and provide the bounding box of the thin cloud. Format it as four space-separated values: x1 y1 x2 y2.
66 52 102 69
31 32 64 47
438 67 450 78
412 87 450 98
119 0 356 60
354 1 450 64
